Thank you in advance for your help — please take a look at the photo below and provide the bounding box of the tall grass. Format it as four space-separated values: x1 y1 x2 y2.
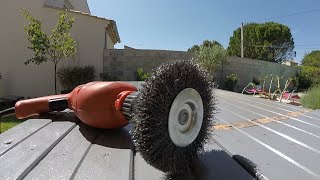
301 85 320 110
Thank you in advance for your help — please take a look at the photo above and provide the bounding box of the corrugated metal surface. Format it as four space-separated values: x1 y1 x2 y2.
0 90 319 180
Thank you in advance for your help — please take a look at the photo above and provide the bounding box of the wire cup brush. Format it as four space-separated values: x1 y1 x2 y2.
4 60 215 175
130 60 215 174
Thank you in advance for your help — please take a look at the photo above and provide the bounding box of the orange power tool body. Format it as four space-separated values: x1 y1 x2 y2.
15 81 138 129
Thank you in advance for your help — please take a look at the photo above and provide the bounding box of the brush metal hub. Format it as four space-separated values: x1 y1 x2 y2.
168 88 203 147
178 109 189 126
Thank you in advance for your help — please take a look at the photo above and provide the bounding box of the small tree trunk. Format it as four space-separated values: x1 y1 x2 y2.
54 62 57 95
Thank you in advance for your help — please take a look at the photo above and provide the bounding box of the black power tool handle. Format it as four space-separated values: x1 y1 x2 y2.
0 107 15 118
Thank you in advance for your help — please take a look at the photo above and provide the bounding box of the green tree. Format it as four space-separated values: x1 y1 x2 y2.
298 50 320 90
21 9 77 94
188 40 222 52
194 44 227 74
227 22 294 63
298 66 320 90
302 50 320 68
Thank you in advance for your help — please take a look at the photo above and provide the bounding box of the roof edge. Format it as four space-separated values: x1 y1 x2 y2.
44 5 120 44
110 20 121 43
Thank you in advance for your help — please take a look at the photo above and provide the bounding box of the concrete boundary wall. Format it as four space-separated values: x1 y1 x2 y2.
103 49 193 80
214 57 299 92
103 50 298 92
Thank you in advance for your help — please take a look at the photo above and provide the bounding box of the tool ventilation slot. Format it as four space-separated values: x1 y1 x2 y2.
122 92 140 121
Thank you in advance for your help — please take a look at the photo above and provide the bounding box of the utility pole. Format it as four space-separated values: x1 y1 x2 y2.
241 22 244 58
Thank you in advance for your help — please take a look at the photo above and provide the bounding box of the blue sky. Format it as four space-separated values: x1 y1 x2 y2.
88 0 320 62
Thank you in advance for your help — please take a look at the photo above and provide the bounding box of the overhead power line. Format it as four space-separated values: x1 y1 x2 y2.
246 44 320 48
255 8 320 22
246 45 293 49
271 8 320 20
295 44 320 47
245 45 320 54
294 47 320 50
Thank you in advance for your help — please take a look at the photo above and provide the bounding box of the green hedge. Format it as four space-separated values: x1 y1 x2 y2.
57 65 95 90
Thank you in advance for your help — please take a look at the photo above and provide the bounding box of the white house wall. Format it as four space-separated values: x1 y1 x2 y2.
106 33 114 50
0 0 114 97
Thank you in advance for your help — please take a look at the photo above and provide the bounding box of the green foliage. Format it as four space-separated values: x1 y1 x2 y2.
227 22 294 63
99 72 119 81
225 74 238 91
302 50 320 68
194 45 227 74
57 66 95 90
298 66 320 91
21 10 50 65
136 67 151 81
297 50 320 90
188 40 222 52
301 85 320 110
21 9 77 94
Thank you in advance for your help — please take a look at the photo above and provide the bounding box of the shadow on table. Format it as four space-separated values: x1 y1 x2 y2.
37 112 257 180
77 121 132 149
163 150 255 180
38 111 133 149
29 111 129 149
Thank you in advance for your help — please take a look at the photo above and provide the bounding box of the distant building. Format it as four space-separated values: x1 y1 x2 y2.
124 45 135 49
282 60 298 67
0 0 120 97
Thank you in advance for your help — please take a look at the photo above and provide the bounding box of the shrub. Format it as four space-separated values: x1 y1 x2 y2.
225 73 238 91
298 66 320 91
57 65 95 91
136 67 151 81
195 45 227 74
99 72 119 81
301 85 320 110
